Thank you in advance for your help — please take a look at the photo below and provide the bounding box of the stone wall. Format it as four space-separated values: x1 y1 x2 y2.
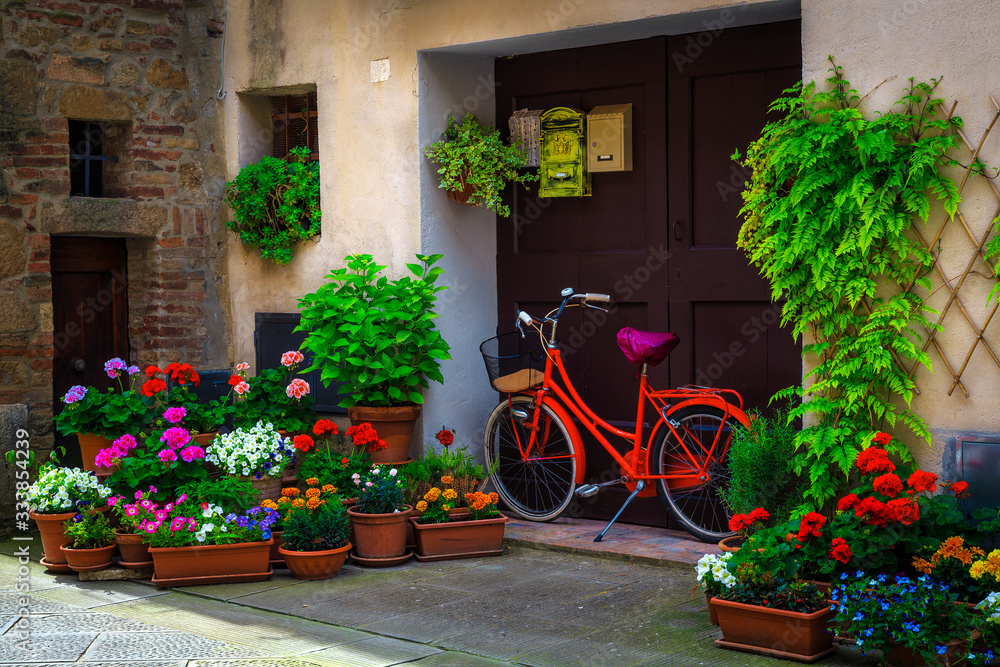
0 0 230 456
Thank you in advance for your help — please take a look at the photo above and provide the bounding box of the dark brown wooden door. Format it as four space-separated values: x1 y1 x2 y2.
51 236 129 467
494 23 802 526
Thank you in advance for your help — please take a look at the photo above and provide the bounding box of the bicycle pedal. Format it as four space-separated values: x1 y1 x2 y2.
575 484 599 498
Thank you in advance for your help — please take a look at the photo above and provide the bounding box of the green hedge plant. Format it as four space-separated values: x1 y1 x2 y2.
224 146 321 264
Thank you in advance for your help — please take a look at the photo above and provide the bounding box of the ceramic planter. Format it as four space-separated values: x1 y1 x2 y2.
717 535 744 553
347 505 411 559
77 433 114 473
148 540 272 586
713 597 837 663
114 531 151 568
278 542 351 580
60 543 116 572
409 513 508 561
347 405 421 463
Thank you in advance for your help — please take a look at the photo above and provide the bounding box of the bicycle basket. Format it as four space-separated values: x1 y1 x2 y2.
479 331 545 393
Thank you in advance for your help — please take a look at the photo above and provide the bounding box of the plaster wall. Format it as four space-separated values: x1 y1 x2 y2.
802 0 1000 479
220 0 794 452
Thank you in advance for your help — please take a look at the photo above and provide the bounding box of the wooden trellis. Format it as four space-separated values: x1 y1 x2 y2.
901 97 1000 397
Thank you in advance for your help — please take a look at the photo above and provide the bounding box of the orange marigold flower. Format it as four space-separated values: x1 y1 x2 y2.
441 475 454 485
425 487 441 502
912 557 933 575
321 484 337 493
306 477 319 486
277 496 290 505
261 499 278 510
291 498 305 508
443 489 458 500
305 488 321 498
306 497 321 510
281 487 300 497
416 500 428 512
488 492 499 504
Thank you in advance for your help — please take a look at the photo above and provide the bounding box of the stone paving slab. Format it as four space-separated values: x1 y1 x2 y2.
0 631 98 663
29 579 167 609
4 610 166 634
302 635 442 667
81 630 266 661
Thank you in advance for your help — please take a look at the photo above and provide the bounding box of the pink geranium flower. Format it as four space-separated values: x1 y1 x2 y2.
179 445 205 462
234 381 250 395
286 378 310 399
163 407 187 424
281 350 304 367
158 448 178 463
160 427 191 450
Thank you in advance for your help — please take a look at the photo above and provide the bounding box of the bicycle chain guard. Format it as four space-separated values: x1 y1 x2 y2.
621 450 657 498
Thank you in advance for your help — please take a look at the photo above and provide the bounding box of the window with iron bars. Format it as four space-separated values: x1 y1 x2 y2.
271 92 319 161
69 120 119 197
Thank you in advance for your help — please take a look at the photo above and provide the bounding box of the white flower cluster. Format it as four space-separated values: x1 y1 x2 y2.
206 421 290 477
977 592 1000 624
194 504 227 543
25 466 111 513
695 552 736 588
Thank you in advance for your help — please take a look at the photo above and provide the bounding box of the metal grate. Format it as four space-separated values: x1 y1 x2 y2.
899 98 1000 397
68 120 118 197
270 92 319 161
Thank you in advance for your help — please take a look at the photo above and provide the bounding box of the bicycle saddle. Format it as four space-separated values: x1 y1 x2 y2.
616 327 678 367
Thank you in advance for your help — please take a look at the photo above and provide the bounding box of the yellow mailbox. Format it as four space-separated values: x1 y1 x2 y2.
539 107 590 198
586 104 633 172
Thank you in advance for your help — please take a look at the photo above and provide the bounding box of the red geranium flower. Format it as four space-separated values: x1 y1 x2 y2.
227 374 242 386
886 497 920 525
907 470 938 494
855 447 895 475
854 497 889 526
145 366 162 378
313 419 339 437
141 378 167 397
873 473 903 498
872 432 893 446
828 537 852 564
165 362 200 387
436 429 455 447
837 493 859 512
951 481 970 498
796 511 826 542
292 434 315 453
346 423 380 448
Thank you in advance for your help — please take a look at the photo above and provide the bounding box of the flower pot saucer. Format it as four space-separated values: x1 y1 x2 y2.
151 567 273 588
269 558 287 570
369 458 413 467
349 549 412 568
39 557 74 574
67 560 113 573
714 639 837 664
413 548 503 562
118 559 154 570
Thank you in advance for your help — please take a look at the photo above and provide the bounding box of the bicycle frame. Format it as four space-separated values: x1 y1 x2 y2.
514 343 750 489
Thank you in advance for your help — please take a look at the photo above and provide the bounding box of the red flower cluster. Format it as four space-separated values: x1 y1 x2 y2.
854 496 889 526
873 473 903 498
951 481 970 498
872 432 893 446
886 497 919 525
165 362 200 387
855 447 895 475
907 470 938 494
436 429 455 447
796 512 826 542
145 366 161 378
141 378 166 397
228 374 242 386
728 507 770 533
829 537 852 564
312 419 339 437
292 434 315 452
838 493 859 512
346 423 386 452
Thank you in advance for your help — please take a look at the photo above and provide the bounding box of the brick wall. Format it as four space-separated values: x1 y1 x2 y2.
0 0 230 456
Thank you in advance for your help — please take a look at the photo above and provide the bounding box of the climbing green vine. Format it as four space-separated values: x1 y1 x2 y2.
735 59 962 510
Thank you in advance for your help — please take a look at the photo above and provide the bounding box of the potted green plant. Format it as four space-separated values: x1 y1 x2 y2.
277 493 352 580
60 509 116 573
694 552 736 625
25 465 112 572
409 479 507 562
424 112 538 217
205 422 297 503
296 419 370 491
224 146 321 264
345 464 411 564
232 352 316 435
402 428 485 506
297 253 451 462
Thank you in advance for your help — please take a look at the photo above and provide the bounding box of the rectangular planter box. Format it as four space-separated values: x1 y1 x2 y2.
148 540 272 581
713 597 837 663
410 513 508 561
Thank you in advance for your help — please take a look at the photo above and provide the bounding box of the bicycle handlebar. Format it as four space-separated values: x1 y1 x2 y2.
515 290 613 334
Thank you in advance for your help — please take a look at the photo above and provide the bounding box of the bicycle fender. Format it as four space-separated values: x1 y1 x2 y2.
539 396 588 484
665 397 751 428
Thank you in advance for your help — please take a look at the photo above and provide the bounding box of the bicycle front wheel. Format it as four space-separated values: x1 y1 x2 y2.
651 404 741 542
483 395 576 522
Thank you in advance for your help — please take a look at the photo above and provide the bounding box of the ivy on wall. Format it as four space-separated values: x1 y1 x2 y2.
735 59 962 509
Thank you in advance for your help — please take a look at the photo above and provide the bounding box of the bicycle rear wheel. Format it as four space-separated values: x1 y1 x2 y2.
651 404 741 542
483 395 576 522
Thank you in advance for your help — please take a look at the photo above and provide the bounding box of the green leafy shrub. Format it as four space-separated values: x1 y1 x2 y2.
63 510 115 549
735 59 962 509
722 411 806 525
281 501 350 552
424 113 538 217
224 146 321 264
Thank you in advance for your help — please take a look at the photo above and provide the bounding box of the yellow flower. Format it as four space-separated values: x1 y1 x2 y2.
443 489 458 501
425 487 441 502
277 496 290 505
281 487 300 497
291 498 305 508
306 497 321 510
441 475 454 485
305 488 321 498
261 499 278 510
442 504 451 511
322 484 337 493
416 500 428 512
306 477 319 486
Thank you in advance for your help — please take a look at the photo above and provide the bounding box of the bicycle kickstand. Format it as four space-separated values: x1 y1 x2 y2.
594 481 644 543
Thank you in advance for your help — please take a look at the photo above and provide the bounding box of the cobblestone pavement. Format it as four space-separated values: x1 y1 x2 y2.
0 522 885 666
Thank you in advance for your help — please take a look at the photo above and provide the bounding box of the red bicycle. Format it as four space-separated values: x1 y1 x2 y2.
480 288 751 542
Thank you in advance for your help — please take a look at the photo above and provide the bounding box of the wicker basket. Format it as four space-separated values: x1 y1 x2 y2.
480 332 545 393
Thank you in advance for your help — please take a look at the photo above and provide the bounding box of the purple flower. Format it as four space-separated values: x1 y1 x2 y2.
127 365 140 376
104 357 127 379
148 485 157 493
160 427 191 450
63 385 87 404
235 516 249 528
179 445 205 462
163 407 187 424
158 448 178 463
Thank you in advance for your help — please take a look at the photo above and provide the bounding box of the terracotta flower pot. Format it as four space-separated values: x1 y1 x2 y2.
270 531 285 568
243 474 283 504
278 542 352 580
191 431 218 447
706 593 719 626
60 543 116 572
347 405 421 463
717 535 744 553
347 505 412 559
409 513 508 560
148 540 272 582
882 638 970 667
77 433 115 473
114 531 151 567
30 510 80 566
713 597 837 661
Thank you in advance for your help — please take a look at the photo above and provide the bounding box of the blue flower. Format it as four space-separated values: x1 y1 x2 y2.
853 613 865 622
255 472 262 479
840 573 848 580
855 638 864 647
235 516 249 528
248 507 261 515
225 513 237 522
262 529 271 540
937 646 947 655
73 513 83 523
864 628 874 637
